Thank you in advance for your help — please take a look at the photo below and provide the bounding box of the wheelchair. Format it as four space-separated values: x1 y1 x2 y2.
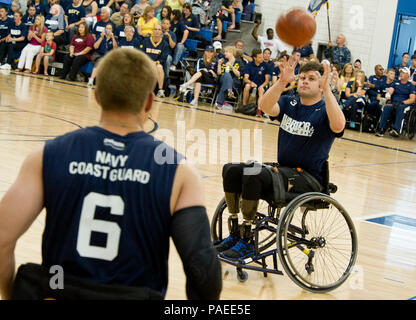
211 162 358 293
378 102 416 139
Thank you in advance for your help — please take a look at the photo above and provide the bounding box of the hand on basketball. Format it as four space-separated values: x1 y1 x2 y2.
278 55 299 85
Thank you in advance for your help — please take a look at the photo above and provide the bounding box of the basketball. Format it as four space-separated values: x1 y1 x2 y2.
275 8 317 47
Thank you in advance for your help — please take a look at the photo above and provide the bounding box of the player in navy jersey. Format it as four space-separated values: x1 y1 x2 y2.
215 59 346 261
0 48 221 300
376 67 416 137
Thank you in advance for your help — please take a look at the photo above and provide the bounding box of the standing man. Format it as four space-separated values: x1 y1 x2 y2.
324 34 351 68
251 18 285 60
0 48 222 300
215 58 346 260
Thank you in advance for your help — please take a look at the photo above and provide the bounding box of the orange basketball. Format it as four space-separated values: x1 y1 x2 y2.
275 8 316 47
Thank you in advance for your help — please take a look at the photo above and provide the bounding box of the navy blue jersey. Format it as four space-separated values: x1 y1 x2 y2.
66 4 85 25
162 30 176 56
391 80 416 103
276 96 342 184
22 14 37 27
95 36 116 56
298 45 313 58
243 61 269 86
118 37 141 49
93 20 116 39
170 20 185 43
182 13 199 37
367 75 387 97
8 21 27 40
42 126 184 296
0 17 11 40
196 57 217 72
140 37 169 65
263 60 274 77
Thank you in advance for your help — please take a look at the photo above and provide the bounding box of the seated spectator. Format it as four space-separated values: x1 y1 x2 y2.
8 2 20 20
242 48 270 116
34 31 56 75
376 67 416 137
22 4 37 28
157 5 172 22
213 0 234 41
137 5 159 37
0 7 12 55
169 8 185 70
295 42 315 59
110 2 129 27
324 34 351 68
366 64 387 103
252 18 284 59
343 70 368 129
410 55 416 86
191 0 208 26
44 4 66 47
263 48 274 79
354 59 362 72
92 6 116 40
82 0 98 29
271 52 289 85
181 3 200 39
59 21 94 81
66 0 86 44
161 18 176 77
88 23 117 85
131 0 149 20
29 0 44 15
215 45 243 109
338 62 355 100
366 68 395 120
96 0 115 12
16 14 47 73
177 45 217 106
140 23 168 97
394 52 410 80
115 12 138 41
234 40 252 64
0 11 27 70
213 40 225 60
118 25 141 48
165 0 184 12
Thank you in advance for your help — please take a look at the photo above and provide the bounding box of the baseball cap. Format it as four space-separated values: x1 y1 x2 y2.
213 41 222 50
205 45 214 51
400 67 410 74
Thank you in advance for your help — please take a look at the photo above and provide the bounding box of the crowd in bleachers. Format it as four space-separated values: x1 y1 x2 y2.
0 0 415 137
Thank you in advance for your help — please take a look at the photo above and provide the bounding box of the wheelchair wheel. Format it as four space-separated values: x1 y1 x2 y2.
277 192 358 293
211 197 278 253
406 109 416 139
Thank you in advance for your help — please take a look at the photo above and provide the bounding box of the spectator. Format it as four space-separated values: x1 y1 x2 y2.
343 70 368 129
148 0 164 17
295 43 315 60
337 62 355 100
234 40 252 64
181 3 200 41
115 12 138 41
96 0 115 11
59 21 94 81
82 0 98 28
131 0 149 20
110 2 129 27
16 14 47 73
354 59 362 72
161 18 176 78
66 0 86 44
215 45 243 109
271 52 289 85
169 9 185 71
410 54 416 85
252 18 285 59
212 0 234 41
366 64 387 103
366 68 395 120
92 6 116 40
394 52 410 80
178 45 217 106
140 23 169 97
376 67 416 137
0 7 12 62
28 0 44 15
8 2 20 20
22 4 37 28
44 4 66 47
165 0 184 12
137 5 159 37
157 5 172 22
324 34 351 68
0 11 27 71
88 23 118 86
34 31 56 75
118 25 141 48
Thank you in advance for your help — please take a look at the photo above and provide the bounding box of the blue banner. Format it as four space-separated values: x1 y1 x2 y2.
308 0 328 16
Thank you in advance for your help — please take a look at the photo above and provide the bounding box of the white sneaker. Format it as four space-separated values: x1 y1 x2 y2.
190 99 198 106
87 77 94 86
157 90 165 98
1 64 11 70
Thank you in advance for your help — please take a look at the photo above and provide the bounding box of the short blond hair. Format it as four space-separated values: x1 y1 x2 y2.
224 46 236 57
96 48 157 113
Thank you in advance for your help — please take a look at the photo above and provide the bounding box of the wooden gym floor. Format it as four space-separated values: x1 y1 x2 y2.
0 72 415 300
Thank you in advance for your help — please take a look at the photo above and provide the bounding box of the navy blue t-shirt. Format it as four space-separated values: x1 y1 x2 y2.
391 81 416 103
162 30 176 56
298 45 313 58
170 20 185 43
243 61 269 86
8 21 27 40
93 20 117 39
95 36 116 56
0 17 11 40
22 14 37 27
118 37 141 49
66 4 85 25
42 126 184 296
182 13 199 37
276 95 342 184
115 25 139 41
367 75 387 97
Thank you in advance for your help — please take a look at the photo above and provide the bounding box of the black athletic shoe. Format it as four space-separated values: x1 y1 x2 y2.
214 234 239 253
220 239 255 260
375 130 384 137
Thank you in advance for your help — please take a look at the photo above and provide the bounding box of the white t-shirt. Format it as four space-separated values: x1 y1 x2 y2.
257 35 287 59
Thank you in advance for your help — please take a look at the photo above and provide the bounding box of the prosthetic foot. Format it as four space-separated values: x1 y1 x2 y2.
220 221 255 260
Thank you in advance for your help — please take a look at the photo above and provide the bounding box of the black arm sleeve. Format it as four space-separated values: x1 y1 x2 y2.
170 206 222 300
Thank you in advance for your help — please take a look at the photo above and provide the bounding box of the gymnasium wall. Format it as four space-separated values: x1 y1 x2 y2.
255 0 398 76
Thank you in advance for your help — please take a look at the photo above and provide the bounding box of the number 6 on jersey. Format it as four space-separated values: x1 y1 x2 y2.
76 192 124 261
